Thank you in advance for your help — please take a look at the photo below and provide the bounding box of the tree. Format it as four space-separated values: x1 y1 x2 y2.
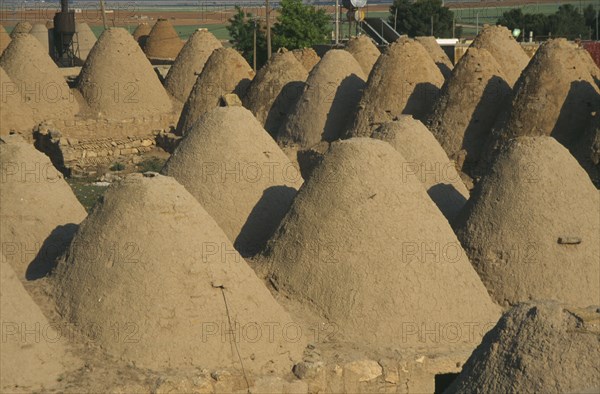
389 0 457 38
547 4 588 39
497 8 548 38
227 6 267 68
584 4 599 39
272 0 331 50
498 4 591 40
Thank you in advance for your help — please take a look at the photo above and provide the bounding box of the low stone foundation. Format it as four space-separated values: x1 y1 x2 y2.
103 343 468 394
44 113 177 140
34 124 165 177
31 111 177 176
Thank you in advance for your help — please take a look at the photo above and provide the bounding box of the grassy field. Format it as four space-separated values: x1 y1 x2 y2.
89 24 231 41
66 157 167 212
368 2 598 24
347 1 598 38
452 2 593 19
175 24 231 40
66 177 109 212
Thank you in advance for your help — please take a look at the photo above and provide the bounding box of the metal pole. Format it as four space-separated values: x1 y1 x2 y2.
99 0 108 30
265 0 271 59
430 15 433 36
335 0 339 45
253 19 257 72
452 15 455 38
476 12 479 35
394 7 398 31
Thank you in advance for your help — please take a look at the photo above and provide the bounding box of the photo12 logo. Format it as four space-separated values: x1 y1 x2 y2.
68 240 142 267
400 241 465 264
82 82 140 105
1 81 75 106
200 321 339 344
200 161 302 184
1 321 141 345
400 321 497 345
1 161 61 183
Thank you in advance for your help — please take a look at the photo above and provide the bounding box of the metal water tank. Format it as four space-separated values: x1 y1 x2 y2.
342 0 367 10
53 0 76 58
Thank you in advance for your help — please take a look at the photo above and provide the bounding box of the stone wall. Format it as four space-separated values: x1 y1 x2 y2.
45 113 177 140
35 124 162 177
32 110 178 176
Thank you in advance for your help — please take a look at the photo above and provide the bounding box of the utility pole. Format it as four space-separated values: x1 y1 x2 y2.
452 15 455 38
335 0 339 45
430 15 433 36
265 0 271 59
253 18 257 71
99 0 108 30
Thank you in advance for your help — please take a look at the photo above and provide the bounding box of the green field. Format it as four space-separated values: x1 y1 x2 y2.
89 23 230 41
66 177 109 212
174 24 231 40
370 2 598 23
359 1 598 38
453 2 591 19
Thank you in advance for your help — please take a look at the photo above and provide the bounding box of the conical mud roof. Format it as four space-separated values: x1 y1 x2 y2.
454 137 600 307
242 49 308 137
133 22 152 40
75 22 97 64
0 67 35 134
277 49 366 149
77 28 172 121
143 18 183 60
447 302 600 394
164 28 222 102
258 138 500 350
484 39 600 164
428 47 511 172
29 23 49 53
347 37 444 138
1 260 80 391
132 22 152 46
10 21 32 37
470 25 529 87
0 33 78 121
415 36 453 79
0 135 87 279
372 116 469 222
54 173 305 371
163 107 303 257
0 25 11 54
345 35 380 76
291 47 320 72
176 47 254 134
